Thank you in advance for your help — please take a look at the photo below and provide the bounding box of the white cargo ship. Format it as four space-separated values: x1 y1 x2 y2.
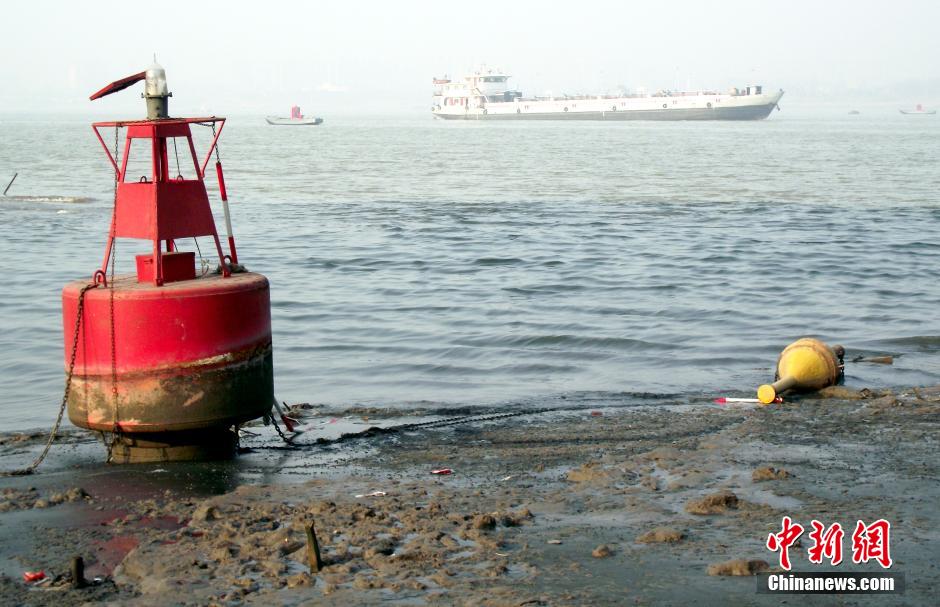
432 69 783 121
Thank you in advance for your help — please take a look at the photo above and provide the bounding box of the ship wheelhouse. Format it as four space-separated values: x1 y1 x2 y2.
469 70 519 103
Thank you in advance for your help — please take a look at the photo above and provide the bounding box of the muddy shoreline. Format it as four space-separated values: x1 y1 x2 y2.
1 386 938 605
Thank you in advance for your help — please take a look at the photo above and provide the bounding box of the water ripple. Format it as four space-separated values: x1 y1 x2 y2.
1 114 939 428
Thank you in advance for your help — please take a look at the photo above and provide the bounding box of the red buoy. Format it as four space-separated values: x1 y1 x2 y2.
63 63 274 463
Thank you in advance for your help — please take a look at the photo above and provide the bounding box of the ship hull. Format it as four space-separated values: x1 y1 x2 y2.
434 102 778 121
265 117 324 125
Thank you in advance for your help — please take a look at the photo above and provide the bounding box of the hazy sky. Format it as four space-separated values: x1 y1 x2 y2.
1 0 937 115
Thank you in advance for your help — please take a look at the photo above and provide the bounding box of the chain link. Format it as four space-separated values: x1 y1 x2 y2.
271 414 292 444
211 123 222 162
264 407 552 450
172 136 182 179
1 284 99 476
107 126 122 460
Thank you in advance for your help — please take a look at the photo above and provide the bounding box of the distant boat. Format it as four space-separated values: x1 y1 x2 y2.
899 104 936 115
266 105 323 125
848 110 860 115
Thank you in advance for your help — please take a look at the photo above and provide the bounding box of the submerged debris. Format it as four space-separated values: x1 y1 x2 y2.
0 487 89 513
851 355 894 365
354 491 387 498
685 491 739 515
751 466 791 482
637 527 686 544
706 559 770 576
565 462 610 483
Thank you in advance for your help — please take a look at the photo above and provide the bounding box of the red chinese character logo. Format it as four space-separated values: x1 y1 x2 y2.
807 520 844 566
766 516 804 570
851 519 892 568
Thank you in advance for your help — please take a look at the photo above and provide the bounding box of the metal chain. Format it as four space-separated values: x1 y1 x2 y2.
382 408 551 432
260 394 701 452
211 123 222 162
1 284 99 476
267 407 552 450
172 137 182 179
193 237 209 276
107 127 122 461
260 394 695 451
270 414 292 444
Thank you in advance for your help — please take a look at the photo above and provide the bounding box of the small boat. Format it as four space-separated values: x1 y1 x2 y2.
899 104 936 115
266 105 323 125
848 110 860 115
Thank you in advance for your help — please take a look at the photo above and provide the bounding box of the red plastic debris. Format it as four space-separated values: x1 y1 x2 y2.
280 414 298 432
431 468 453 475
590 411 603 416
23 571 46 583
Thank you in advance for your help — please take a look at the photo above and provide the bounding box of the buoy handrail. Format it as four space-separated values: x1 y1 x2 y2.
91 117 226 179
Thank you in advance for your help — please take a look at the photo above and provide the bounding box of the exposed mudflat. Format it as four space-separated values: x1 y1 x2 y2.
1 386 938 605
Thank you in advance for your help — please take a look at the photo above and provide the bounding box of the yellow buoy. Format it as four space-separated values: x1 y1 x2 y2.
757 338 844 404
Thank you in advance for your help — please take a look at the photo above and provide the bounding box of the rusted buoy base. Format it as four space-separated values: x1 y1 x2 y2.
108 429 237 464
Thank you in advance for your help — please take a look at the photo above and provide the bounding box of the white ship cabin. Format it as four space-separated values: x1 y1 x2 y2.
432 68 521 111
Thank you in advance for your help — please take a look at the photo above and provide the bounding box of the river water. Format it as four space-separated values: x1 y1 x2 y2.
0 111 938 430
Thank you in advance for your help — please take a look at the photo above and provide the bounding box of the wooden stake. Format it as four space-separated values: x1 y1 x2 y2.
305 522 323 572
71 555 87 588
2 172 17 196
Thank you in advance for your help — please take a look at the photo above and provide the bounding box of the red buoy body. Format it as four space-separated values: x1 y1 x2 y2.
65 64 274 462
63 273 272 433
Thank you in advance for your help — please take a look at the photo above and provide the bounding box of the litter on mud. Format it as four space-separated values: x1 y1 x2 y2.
22 571 45 583
714 396 782 405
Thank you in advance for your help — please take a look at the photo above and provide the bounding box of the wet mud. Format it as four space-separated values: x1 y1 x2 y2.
0 386 938 605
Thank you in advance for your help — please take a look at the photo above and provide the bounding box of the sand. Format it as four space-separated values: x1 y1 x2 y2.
0 385 938 605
